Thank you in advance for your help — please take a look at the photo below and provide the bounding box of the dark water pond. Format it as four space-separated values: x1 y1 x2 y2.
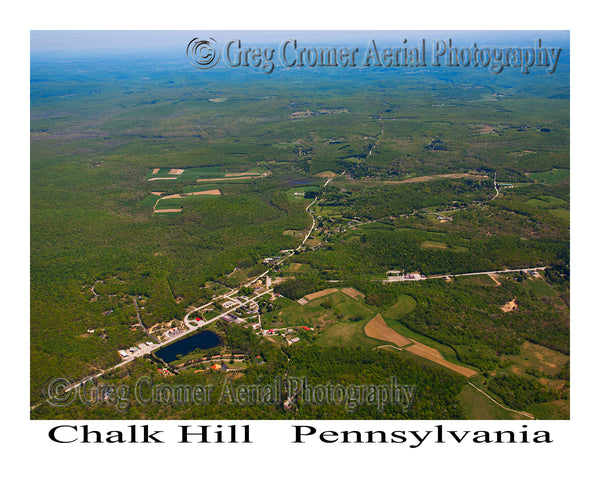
155 330 221 363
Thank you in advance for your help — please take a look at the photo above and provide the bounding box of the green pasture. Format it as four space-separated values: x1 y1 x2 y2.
528 168 569 185
263 290 376 329
523 278 556 298
182 184 222 194
458 383 524 420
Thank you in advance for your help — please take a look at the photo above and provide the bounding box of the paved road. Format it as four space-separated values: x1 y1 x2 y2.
385 266 548 282
428 266 548 280
491 171 500 200
183 288 273 331
296 176 334 251
32 172 343 408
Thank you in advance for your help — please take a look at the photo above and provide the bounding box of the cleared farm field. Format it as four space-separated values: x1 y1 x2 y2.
147 166 269 182
140 193 161 207
365 313 478 377
523 278 556 298
150 190 222 215
500 340 569 378
154 197 184 210
528 168 569 185
154 208 183 214
182 184 222 194
383 295 417 319
364 314 411 347
187 189 221 196
405 342 478 377
267 290 375 330
421 241 448 249
458 383 525 420
341 287 365 300
303 288 339 301
318 318 382 349
196 176 259 182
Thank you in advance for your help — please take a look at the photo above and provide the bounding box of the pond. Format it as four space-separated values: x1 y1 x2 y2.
155 330 222 363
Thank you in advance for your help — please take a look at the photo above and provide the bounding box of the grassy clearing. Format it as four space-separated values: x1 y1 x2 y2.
316 170 336 178
186 193 221 202
314 205 344 218
523 278 556 298
525 198 551 208
153 210 182 217
264 290 376 331
155 197 184 210
182 184 222 194
528 398 570 420
458 383 524 420
141 193 161 207
548 208 569 220
525 195 569 210
500 340 568 378
318 317 382 348
528 168 569 185
383 295 417 319
421 241 448 249
455 274 501 287
538 195 568 207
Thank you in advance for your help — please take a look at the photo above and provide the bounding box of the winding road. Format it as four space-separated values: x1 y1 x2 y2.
33 174 339 411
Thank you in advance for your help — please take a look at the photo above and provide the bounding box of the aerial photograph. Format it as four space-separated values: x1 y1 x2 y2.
30 30 570 420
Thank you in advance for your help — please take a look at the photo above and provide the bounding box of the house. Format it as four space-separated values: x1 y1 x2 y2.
222 313 241 323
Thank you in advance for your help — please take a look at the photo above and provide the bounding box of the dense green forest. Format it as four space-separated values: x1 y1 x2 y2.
31 341 466 420
31 43 569 419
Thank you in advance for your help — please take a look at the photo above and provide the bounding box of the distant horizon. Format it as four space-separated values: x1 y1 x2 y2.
31 30 570 55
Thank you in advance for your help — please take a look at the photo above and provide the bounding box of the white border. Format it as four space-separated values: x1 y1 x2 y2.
6 1 598 477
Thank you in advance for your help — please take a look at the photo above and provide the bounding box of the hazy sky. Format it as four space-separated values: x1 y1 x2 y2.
31 30 569 54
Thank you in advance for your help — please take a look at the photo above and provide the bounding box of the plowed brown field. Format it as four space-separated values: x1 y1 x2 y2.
364 314 477 377
364 314 410 347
